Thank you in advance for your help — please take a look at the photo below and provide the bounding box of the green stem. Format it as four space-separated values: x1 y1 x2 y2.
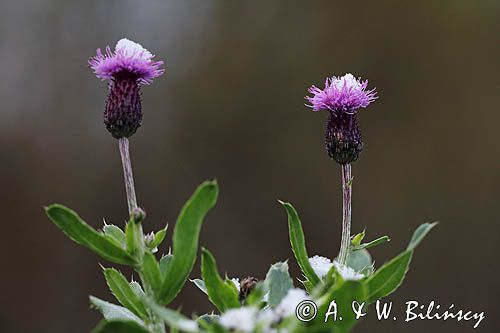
338 163 352 264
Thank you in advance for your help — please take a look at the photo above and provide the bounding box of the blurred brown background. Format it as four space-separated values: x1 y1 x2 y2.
1 0 499 332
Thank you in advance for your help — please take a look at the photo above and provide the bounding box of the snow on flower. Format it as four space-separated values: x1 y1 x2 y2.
89 38 164 84
306 73 377 113
219 306 258 332
333 260 365 281
308 255 333 279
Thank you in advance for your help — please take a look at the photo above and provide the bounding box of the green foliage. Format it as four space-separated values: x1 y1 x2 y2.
46 205 136 266
201 248 240 312
264 261 293 307
126 221 145 263
366 222 437 303
103 268 149 319
91 320 151 333
352 235 390 251
279 201 321 290
147 225 168 249
141 252 162 296
158 181 219 305
90 296 145 326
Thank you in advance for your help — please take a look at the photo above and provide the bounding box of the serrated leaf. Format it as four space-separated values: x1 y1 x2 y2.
103 225 126 246
346 248 373 274
103 268 148 319
201 248 240 312
142 252 162 296
147 300 200 333
407 222 437 251
129 281 146 300
125 221 144 262
158 181 218 305
265 261 293 307
148 226 168 249
159 254 173 276
46 204 136 266
191 278 208 295
366 250 412 303
91 320 150 333
89 296 145 326
279 201 320 290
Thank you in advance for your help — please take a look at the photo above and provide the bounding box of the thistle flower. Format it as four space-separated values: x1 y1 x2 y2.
306 73 377 164
89 38 164 138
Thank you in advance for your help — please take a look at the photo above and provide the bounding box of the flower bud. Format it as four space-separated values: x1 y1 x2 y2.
239 276 259 301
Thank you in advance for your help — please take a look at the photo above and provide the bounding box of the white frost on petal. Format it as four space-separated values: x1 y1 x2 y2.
308 255 333 279
115 38 153 60
274 288 310 319
333 261 365 281
219 307 257 333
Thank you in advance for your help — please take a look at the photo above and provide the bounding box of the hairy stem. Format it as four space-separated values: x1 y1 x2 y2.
118 137 138 215
338 163 352 264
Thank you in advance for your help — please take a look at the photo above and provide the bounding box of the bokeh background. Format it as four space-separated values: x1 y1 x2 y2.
1 1 499 332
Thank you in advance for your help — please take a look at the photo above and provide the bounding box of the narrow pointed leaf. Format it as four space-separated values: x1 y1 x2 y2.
142 252 162 295
201 248 240 312
158 181 218 305
89 296 145 326
103 268 148 319
407 222 437 251
103 225 126 246
91 320 150 333
46 204 135 265
279 201 320 288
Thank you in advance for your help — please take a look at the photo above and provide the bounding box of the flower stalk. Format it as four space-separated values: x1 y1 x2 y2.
338 163 352 264
118 137 138 215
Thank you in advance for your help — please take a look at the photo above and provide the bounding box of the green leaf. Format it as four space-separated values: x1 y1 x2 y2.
142 252 162 296
103 268 148 319
311 280 368 333
129 281 146 300
407 222 437 251
366 250 412 303
353 235 390 251
45 204 136 266
191 278 208 295
265 261 294 307
89 296 145 326
158 181 219 305
159 254 173 276
103 224 126 246
147 300 200 333
346 248 373 274
125 221 144 261
201 248 240 312
365 222 437 303
147 225 168 249
91 320 150 333
351 229 365 246
279 201 320 289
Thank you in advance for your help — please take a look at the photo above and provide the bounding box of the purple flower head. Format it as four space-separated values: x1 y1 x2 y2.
306 74 377 164
306 73 377 113
89 38 164 84
89 38 164 138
